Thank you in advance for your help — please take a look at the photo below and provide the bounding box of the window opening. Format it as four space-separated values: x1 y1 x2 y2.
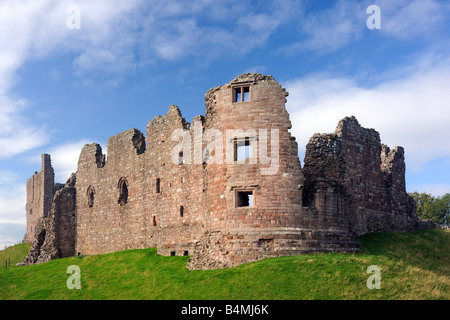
234 138 251 161
118 178 128 206
156 178 161 194
236 191 254 208
233 86 250 103
180 205 184 217
87 186 95 208
243 86 250 101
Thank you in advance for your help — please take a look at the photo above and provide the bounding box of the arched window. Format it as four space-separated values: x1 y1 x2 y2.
87 186 95 208
118 177 129 206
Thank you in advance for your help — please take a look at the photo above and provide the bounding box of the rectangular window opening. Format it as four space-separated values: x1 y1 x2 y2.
234 138 251 162
236 191 254 208
152 216 157 227
180 205 184 217
243 86 250 102
233 86 250 103
170 251 176 256
235 90 241 103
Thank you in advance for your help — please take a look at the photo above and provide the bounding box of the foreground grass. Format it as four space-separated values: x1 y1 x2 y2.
0 229 448 300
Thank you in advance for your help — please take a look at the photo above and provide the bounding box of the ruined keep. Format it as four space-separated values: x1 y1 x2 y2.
20 73 435 269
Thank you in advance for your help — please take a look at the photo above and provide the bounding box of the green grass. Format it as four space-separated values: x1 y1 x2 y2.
0 243 31 267
0 229 448 300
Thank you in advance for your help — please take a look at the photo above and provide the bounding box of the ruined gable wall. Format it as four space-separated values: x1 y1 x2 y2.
303 116 422 237
381 145 421 231
334 116 387 235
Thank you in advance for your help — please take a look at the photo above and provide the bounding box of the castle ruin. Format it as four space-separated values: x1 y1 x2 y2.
20 73 435 269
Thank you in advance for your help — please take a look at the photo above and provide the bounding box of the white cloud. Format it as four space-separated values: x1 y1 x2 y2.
0 171 27 248
378 0 449 41
0 0 143 158
28 140 93 183
0 138 89 248
0 0 300 158
285 54 450 172
49 140 93 182
0 96 50 159
281 0 450 55
281 0 365 54
409 184 450 197
140 0 299 61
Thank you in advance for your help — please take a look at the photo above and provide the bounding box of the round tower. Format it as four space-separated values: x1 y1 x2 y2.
204 73 303 229
188 74 306 269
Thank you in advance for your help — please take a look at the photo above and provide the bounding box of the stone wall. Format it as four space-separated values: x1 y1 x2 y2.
303 116 430 237
75 105 206 258
19 173 76 265
23 154 54 243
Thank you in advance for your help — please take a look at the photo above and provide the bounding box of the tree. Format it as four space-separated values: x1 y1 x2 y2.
409 192 450 227
429 194 450 226
409 192 435 220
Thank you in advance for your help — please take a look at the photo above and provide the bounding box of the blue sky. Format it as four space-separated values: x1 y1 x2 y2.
1 0 450 248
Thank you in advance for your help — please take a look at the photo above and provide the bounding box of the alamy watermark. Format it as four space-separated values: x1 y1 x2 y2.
66 5 81 30
170 121 280 175
366 265 381 289
367 5 381 30
66 265 81 289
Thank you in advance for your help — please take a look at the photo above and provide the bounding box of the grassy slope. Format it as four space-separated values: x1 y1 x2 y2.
0 229 448 300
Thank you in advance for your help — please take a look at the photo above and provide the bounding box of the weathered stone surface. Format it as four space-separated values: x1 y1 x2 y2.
19 173 76 265
20 74 437 269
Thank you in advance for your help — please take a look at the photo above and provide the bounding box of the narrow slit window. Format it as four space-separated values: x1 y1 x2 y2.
236 191 254 208
156 178 161 194
152 216 157 227
87 186 95 208
178 151 184 165
179 205 184 217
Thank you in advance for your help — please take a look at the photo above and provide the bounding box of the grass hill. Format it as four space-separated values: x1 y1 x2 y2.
0 229 448 300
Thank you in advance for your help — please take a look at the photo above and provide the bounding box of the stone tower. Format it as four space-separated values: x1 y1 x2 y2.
187 74 359 269
24 154 55 243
